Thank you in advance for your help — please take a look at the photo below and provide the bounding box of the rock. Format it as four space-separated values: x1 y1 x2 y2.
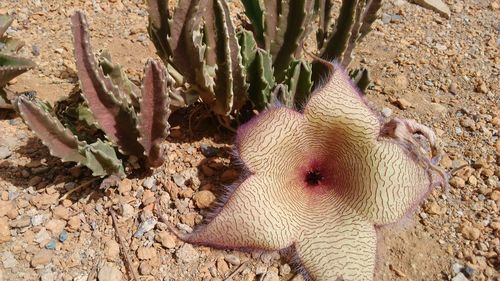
381 13 391 24
425 201 446 215
451 272 468 281
394 74 408 89
139 262 153 275
200 144 219 157
0 217 10 244
31 249 53 267
52 206 70 220
105 240 120 261
475 81 488 94
45 219 66 236
262 272 280 281
155 232 176 249
490 190 500 201
280 264 291 276
120 203 134 219
256 265 267 275
175 244 199 263
174 199 189 214
449 176 465 188
172 174 186 187
67 216 81 232
216 257 229 276
461 225 481 240
391 98 411 110
133 218 157 238
0 201 16 218
40 270 55 281
45 239 56 250
413 0 451 18
98 263 123 281
224 254 240 266
34 228 51 245
1 251 17 268
463 265 475 278
381 107 392 118
142 177 156 189
142 189 156 206
430 103 447 115
31 193 59 209
0 147 11 159
193 190 216 209
449 82 458 94
460 117 475 130
452 263 464 274
9 216 31 228
440 155 453 169
31 214 45 226
467 175 478 187
137 246 157 260
118 179 133 194
59 230 68 242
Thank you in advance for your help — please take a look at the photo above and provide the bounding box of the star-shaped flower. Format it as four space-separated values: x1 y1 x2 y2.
174 65 444 280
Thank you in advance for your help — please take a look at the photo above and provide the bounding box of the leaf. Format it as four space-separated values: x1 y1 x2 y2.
247 49 275 111
137 60 171 167
147 0 171 63
0 15 13 39
319 0 359 61
271 0 315 82
350 68 371 93
241 0 265 45
71 11 143 156
98 50 141 108
0 54 35 87
16 95 86 163
284 60 313 109
83 139 125 177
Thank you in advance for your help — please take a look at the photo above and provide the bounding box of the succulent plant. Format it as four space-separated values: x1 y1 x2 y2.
148 0 247 116
0 14 35 108
312 0 381 85
17 11 171 177
147 0 381 119
171 64 445 281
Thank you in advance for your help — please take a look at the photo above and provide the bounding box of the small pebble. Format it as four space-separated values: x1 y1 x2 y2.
0 147 11 159
381 107 392 117
59 230 68 242
172 174 185 187
200 144 219 157
451 272 468 281
175 244 199 263
224 254 240 266
45 239 56 250
134 217 157 238
98 263 123 281
142 177 156 189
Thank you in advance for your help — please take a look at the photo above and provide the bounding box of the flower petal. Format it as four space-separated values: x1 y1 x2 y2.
296 207 377 280
236 107 306 173
180 175 297 251
346 141 433 225
304 66 380 142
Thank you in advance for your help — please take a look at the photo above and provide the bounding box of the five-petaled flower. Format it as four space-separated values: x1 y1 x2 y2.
174 64 444 281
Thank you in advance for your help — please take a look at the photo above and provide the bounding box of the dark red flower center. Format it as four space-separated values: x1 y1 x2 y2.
305 169 324 186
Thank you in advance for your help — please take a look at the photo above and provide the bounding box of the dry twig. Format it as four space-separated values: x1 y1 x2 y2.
110 208 140 281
